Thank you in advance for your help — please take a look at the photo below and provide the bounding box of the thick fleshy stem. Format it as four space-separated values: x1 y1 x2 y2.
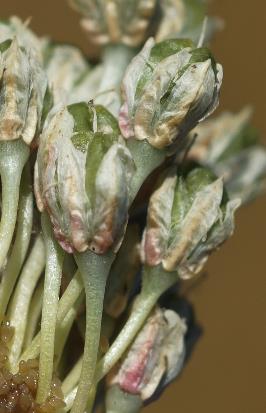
0 164 33 320
70 250 115 413
127 140 166 202
105 385 142 413
95 266 177 382
36 213 64 404
0 140 29 270
8 235 45 370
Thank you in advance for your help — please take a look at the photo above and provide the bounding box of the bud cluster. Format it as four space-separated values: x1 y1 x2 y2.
0 3 264 413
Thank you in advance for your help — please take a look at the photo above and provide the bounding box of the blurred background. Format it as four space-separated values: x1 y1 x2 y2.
1 1 266 412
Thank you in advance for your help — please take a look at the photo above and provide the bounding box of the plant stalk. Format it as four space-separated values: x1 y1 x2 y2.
0 140 29 270
70 250 115 413
36 213 64 404
0 164 33 320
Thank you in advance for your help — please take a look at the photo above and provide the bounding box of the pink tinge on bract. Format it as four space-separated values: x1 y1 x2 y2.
142 229 163 267
119 102 134 139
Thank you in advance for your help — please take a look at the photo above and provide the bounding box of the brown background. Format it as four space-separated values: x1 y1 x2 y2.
2 1 266 412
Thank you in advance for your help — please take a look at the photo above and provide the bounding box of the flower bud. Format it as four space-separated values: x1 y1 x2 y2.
141 167 240 277
156 0 223 43
69 0 156 47
35 102 135 254
155 0 186 42
108 307 187 401
0 38 48 144
189 108 266 203
119 38 223 150
44 43 90 105
0 17 47 62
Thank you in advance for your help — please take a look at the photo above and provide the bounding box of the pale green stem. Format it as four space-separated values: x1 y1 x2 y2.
0 140 29 270
127 140 166 202
105 385 142 413
96 44 135 114
63 387 77 413
8 235 45 370
20 271 83 363
70 250 115 413
61 313 115 396
62 357 83 396
0 164 33 320
23 280 44 350
36 213 64 404
86 387 97 413
95 266 177 382
54 293 84 369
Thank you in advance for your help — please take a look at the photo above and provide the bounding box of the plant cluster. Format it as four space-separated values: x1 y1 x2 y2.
0 1 265 413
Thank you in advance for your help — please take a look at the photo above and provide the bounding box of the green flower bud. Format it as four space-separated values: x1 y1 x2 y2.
0 38 48 144
119 38 223 150
35 102 135 254
189 108 266 203
69 0 156 47
108 307 186 401
141 167 240 277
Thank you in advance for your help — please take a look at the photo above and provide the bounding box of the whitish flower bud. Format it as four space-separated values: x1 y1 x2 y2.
0 16 47 62
188 108 266 203
0 38 48 144
156 0 223 44
44 43 90 105
141 167 240 277
119 38 223 150
108 307 187 401
69 0 156 47
35 102 135 254
213 147 266 204
189 107 255 163
155 0 186 42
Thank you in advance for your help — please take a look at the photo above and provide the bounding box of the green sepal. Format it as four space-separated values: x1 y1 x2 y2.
40 87 54 129
135 39 194 102
85 132 118 203
0 39 12 53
